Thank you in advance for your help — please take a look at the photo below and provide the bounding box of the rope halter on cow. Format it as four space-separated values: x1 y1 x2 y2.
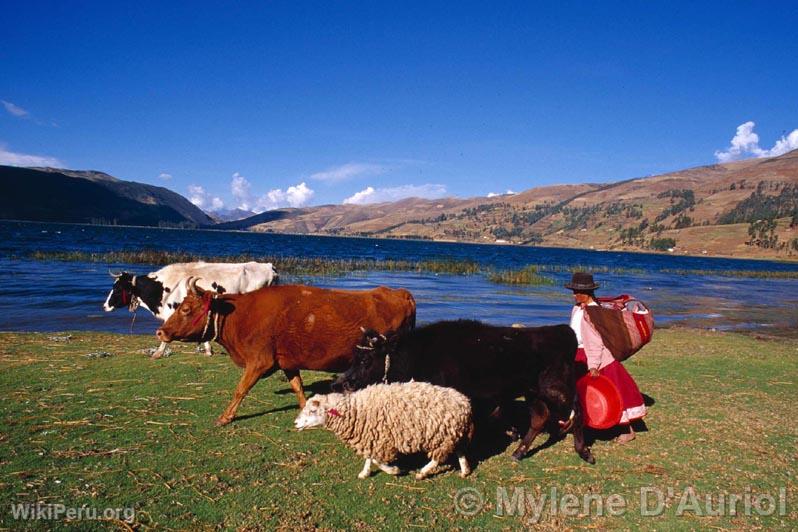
198 294 221 343
382 353 391 384
186 277 221 344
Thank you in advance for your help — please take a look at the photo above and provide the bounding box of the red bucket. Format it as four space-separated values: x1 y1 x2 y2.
576 374 623 429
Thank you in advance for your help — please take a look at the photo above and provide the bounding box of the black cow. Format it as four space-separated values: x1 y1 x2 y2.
332 319 594 464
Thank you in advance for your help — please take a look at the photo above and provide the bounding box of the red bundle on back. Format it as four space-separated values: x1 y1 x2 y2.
584 295 654 361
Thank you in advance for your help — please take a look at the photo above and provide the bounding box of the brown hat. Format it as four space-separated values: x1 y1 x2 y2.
565 272 599 291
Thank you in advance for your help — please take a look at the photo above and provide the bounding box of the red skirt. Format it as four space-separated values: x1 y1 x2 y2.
575 348 647 425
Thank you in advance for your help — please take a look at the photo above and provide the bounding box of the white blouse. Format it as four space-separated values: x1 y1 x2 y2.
569 302 599 348
570 306 584 347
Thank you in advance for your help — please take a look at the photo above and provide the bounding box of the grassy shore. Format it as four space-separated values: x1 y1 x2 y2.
0 329 795 530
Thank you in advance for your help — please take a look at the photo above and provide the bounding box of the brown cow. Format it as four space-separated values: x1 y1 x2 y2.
155 279 416 426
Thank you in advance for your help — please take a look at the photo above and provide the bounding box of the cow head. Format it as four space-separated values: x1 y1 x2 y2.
294 393 345 430
156 277 215 343
103 270 135 311
331 329 394 393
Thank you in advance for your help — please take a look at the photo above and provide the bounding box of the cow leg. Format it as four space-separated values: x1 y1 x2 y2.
151 342 168 359
572 399 595 464
283 369 306 408
511 398 549 461
216 363 273 426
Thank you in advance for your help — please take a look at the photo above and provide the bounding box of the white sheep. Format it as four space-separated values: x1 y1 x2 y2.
294 381 474 480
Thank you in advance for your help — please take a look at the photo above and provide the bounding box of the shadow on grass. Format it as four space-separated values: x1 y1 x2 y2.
274 378 336 397
233 404 298 422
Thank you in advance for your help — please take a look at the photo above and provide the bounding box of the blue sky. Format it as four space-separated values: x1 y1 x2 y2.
2 2 797 212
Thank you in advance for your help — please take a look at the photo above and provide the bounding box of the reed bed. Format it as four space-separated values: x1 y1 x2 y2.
27 250 485 278
660 268 798 279
487 265 555 285
25 249 798 283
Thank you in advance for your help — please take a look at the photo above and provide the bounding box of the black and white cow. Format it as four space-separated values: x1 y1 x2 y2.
104 261 277 358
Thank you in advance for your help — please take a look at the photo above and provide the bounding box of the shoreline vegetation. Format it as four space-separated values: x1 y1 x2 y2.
24 249 798 283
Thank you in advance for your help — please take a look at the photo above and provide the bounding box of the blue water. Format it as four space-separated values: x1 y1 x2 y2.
2 220 797 335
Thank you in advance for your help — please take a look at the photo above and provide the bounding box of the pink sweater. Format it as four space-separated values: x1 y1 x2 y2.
570 305 616 370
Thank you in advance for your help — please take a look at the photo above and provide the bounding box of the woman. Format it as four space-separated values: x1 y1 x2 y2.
566 272 647 443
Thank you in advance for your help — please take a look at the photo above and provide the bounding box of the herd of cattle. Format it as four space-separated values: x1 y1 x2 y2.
103 260 595 478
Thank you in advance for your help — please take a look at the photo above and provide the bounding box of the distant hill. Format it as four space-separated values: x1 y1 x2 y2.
0 166 213 227
227 151 798 259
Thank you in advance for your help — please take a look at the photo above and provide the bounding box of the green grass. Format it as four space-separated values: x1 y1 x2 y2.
0 330 795 530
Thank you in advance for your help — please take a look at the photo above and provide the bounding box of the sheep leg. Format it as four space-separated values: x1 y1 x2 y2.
457 452 471 478
283 369 307 408
511 398 549 461
357 459 373 479
415 459 439 480
374 461 400 476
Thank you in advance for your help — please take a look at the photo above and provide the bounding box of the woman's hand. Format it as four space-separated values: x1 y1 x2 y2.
589 368 600 377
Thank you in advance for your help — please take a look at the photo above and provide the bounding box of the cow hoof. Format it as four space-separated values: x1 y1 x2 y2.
580 450 596 465
214 416 232 427
511 451 526 462
150 352 163 360
414 472 428 480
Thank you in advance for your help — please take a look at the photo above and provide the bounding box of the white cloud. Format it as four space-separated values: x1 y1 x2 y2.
187 185 207 207
2 100 29 118
210 196 225 211
769 129 798 157
715 121 798 162
0 143 63 167
343 184 447 205
187 184 224 211
231 172 252 209
158 172 172 180
310 162 386 183
255 182 314 211
487 189 517 198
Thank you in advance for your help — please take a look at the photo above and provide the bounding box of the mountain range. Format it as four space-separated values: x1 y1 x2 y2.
0 165 213 227
2 150 797 259
224 150 798 259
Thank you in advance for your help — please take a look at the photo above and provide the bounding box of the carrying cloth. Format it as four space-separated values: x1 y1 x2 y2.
584 295 654 361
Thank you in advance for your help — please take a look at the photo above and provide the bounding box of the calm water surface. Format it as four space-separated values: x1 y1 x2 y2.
1 221 797 335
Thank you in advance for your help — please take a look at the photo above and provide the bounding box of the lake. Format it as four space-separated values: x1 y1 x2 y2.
2 220 797 335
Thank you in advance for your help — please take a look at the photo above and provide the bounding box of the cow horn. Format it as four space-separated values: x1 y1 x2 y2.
187 276 202 296
108 269 123 278
360 326 367 333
